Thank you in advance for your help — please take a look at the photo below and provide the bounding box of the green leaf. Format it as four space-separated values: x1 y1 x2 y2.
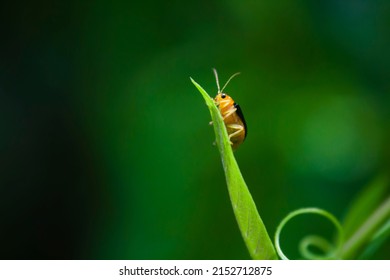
339 175 390 259
358 219 390 259
191 77 277 260
342 175 389 239
340 195 390 259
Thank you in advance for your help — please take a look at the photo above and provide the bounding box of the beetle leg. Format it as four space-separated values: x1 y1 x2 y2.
222 107 237 120
212 105 236 124
226 124 244 140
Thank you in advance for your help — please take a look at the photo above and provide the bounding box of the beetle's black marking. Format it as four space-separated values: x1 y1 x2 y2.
234 103 247 138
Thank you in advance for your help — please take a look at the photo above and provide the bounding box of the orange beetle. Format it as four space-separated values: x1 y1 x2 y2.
212 68 247 150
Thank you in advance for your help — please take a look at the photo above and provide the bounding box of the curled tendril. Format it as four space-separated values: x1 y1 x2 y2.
275 208 344 260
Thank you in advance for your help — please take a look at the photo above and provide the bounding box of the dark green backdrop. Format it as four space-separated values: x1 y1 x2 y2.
1 0 389 259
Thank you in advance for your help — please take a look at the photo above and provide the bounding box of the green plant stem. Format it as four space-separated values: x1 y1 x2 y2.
340 196 390 259
274 208 343 260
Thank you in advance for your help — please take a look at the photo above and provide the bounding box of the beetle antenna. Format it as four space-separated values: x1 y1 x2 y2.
221 72 240 93
212 68 221 93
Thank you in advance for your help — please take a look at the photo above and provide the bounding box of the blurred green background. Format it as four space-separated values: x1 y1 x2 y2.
1 0 389 259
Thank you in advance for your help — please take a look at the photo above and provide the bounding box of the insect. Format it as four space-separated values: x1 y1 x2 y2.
212 68 247 150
